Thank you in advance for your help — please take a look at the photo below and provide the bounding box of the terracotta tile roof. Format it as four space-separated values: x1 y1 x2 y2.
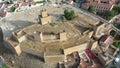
82 0 114 10
85 49 96 59
99 35 109 42
80 59 87 68
90 2 113 8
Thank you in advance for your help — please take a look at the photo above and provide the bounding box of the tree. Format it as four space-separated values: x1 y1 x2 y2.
2 64 8 68
88 5 95 13
64 9 75 20
97 11 103 16
10 6 16 12
105 11 115 20
114 23 120 29
70 10 75 19
113 42 120 48
104 6 120 20
113 6 120 13
61 15 66 22
64 9 69 15
110 30 116 37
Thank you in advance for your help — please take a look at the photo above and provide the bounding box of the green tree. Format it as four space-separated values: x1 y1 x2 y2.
97 11 103 16
64 9 75 20
88 5 95 13
2 64 8 68
10 6 16 12
104 6 120 20
113 6 120 13
61 15 66 21
105 11 115 20
70 10 75 19
114 23 120 29
64 9 69 15
110 30 116 37
113 41 120 48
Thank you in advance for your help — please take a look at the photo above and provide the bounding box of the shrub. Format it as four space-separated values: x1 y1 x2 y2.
110 30 116 37
50 23 56 27
50 32 55 35
64 9 75 20
113 41 120 48
61 15 66 21
10 6 16 12
88 5 95 13
2 64 8 68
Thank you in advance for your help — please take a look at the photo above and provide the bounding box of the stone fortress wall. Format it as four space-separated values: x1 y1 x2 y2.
3 8 110 63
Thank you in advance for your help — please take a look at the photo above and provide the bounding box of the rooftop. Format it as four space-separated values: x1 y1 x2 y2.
45 46 64 56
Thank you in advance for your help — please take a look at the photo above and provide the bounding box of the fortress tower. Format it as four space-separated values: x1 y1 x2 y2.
38 9 51 25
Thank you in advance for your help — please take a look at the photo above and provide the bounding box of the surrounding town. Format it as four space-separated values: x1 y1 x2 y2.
0 0 120 68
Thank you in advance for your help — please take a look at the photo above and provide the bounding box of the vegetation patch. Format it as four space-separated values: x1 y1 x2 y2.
62 9 75 20
10 6 16 12
114 23 120 30
96 6 120 20
50 23 56 27
8 0 13 4
2 64 8 68
113 41 120 48
88 5 95 13
110 30 116 37
50 32 56 35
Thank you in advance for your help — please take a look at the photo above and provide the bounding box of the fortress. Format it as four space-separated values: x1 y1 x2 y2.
3 6 118 66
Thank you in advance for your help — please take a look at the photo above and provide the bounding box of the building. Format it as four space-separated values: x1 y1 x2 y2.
39 31 67 42
38 9 51 25
111 14 120 35
97 44 119 65
91 34 119 65
99 35 113 52
82 0 115 12
65 51 80 68
44 47 65 63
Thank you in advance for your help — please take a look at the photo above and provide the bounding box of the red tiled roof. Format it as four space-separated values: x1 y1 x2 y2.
99 35 109 42
82 1 114 10
85 49 96 59
80 59 87 68
90 2 113 8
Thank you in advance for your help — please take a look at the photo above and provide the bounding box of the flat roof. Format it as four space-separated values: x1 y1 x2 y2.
63 35 90 49
20 40 45 51
45 45 64 56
